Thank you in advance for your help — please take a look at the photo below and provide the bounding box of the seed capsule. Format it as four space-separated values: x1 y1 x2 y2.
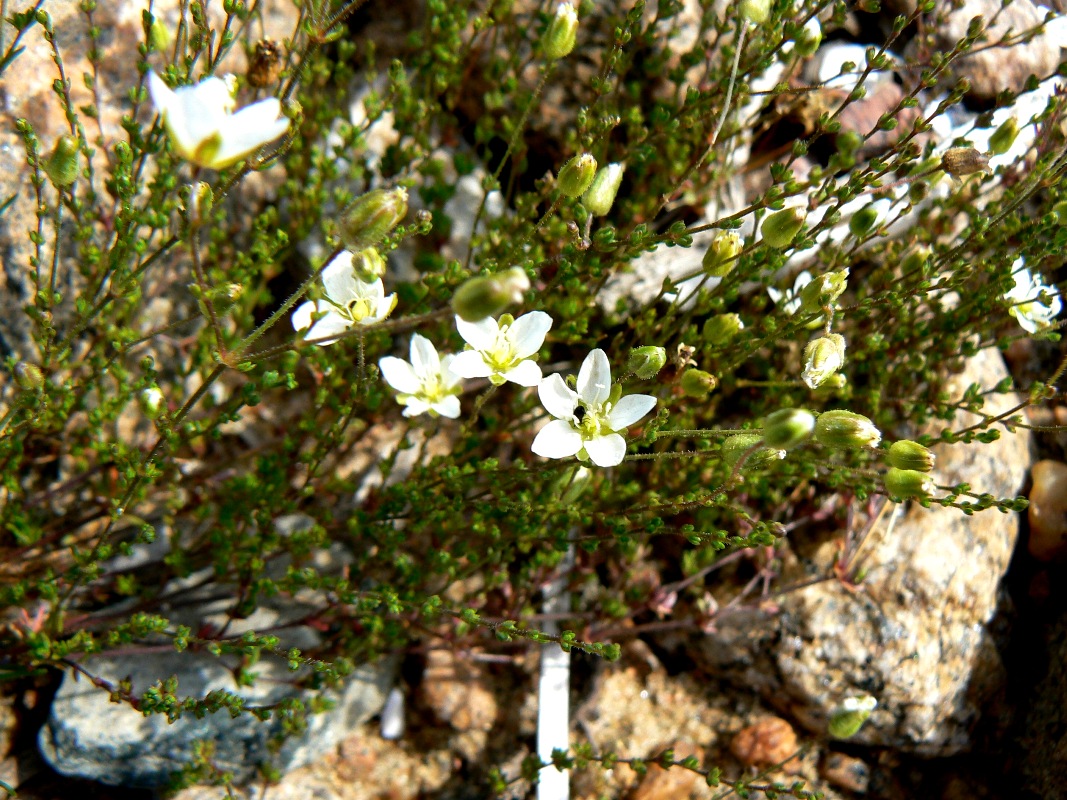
814 410 881 449
760 207 805 249
763 408 816 450
558 153 597 198
887 440 935 472
339 187 408 252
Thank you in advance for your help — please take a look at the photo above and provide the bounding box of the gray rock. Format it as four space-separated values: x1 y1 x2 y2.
39 652 395 788
684 348 1030 756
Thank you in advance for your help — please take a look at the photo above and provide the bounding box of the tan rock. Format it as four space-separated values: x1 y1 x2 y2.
821 752 870 793
729 717 800 772
420 649 497 732
1028 460 1067 560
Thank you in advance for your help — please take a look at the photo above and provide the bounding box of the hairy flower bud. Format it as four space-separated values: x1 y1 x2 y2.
763 408 816 450
721 433 785 472
339 187 408 252
829 696 877 739
43 135 79 188
793 16 822 57
739 0 771 25
887 440 935 472
626 346 667 380
352 247 386 282
988 117 1019 156
148 15 172 52
543 2 579 60
940 146 989 177
814 410 881 449
14 361 44 392
558 153 597 198
900 246 931 276
703 313 744 346
884 467 935 499
582 162 624 216
702 231 743 277
451 267 531 322
139 386 165 418
848 204 880 238
798 269 849 315
760 207 805 249
680 368 717 399
802 334 846 390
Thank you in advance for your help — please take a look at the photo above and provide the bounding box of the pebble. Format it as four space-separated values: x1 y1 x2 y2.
821 752 870 793
1028 460 1067 560
729 717 800 772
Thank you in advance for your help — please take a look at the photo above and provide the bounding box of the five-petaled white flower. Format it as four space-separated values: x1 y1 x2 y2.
450 312 553 387
292 251 397 345
379 334 463 419
148 71 289 169
1005 258 1062 333
767 270 813 315
532 349 657 468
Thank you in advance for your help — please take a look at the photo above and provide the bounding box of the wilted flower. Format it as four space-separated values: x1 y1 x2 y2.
292 251 397 345
450 311 553 387
148 71 289 169
802 334 846 389
1005 258 1061 333
768 270 813 315
532 349 657 467
379 334 463 419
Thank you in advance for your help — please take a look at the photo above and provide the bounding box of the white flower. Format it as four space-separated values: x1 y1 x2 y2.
1005 258 1062 333
450 312 553 387
148 71 289 169
768 270 813 315
801 334 846 390
379 334 463 419
292 251 397 345
532 349 657 468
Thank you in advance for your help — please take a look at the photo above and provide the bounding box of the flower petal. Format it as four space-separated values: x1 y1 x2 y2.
178 77 231 149
607 394 657 430
584 433 627 467
291 300 319 333
538 374 578 419
211 113 289 168
402 397 432 417
450 350 494 379
379 357 421 394
455 315 499 351
501 359 542 387
439 353 464 390
507 311 552 358
433 395 462 419
576 348 611 405
531 419 584 459
409 334 441 379
305 310 352 345
321 251 359 304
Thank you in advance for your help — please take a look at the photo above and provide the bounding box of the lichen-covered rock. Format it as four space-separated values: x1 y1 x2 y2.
685 348 1029 756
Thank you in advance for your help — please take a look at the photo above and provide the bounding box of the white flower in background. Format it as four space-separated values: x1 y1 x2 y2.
379 334 462 419
1005 258 1062 333
532 349 657 468
450 312 553 387
292 251 397 345
768 270 813 315
148 71 289 169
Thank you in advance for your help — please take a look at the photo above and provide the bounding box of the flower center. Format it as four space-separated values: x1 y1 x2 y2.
484 327 517 371
347 298 372 322
576 401 610 437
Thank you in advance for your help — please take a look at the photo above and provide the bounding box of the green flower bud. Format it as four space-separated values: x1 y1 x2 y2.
148 15 172 52
14 362 44 392
1053 201 1067 225
721 433 785 472
703 313 744 346
848 204 880 238
702 231 743 278
739 0 771 25
451 266 531 322
793 16 822 57
884 467 935 499
139 386 165 418
908 179 930 204
814 409 881 449
940 146 989 177
829 696 877 739
836 130 863 157
680 368 717 399
543 2 579 60
556 466 592 504
43 135 79 188
339 187 408 252
988 117 1019 156
205 282 243 312
186 181 214 225
760 207 805 249
352 247 386 282
887 440 935 472
798 269 849 315
802 334 846 390
626 346 667 380
582 162 624 216
762 408 816 450
900 246 931 276
558 153 597 198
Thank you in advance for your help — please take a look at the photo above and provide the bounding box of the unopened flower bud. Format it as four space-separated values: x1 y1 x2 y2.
556 466 592 504
814 409 881 449
451 266 530 322
760 207 805 249
186 181 214 225
703 313 744 346
702 231 743 277
543 2 579 60
739 0 771 25
1053 201 1067 225
793 16 822 57
802 334 846 390
829 696 877 739
339 187 408 252
900 246 931 276
626 346 667 380
140 386 165 418
763 408 816 450
206 282 242 312
988 117 1019 156
352 247 386 282
848 204 880 238
582 162 623 216
940 146 989 177
558 153 597 198
15 362 44 392
680 368 717 399
908 179 930 204
884 467 935 499
887 439 935 472
836 130 863 158
721 433 785 472
148 16 172 52
43 135 79 188
798 269 849 314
